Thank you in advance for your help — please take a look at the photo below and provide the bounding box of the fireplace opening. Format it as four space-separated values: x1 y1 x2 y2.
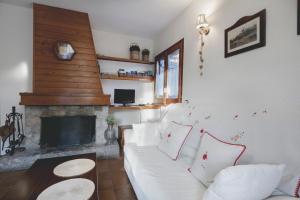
40 116 96 149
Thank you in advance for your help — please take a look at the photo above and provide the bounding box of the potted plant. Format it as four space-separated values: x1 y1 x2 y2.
142 49 150 62
104 115 117 145
129 43 140 60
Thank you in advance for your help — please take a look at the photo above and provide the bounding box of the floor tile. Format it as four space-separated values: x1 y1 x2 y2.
99 188 117 200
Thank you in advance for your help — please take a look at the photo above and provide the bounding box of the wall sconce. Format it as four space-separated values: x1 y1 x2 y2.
196 14 210 76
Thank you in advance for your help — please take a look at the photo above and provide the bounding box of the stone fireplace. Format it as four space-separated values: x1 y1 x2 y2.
24 106 108 150
0 106 119 172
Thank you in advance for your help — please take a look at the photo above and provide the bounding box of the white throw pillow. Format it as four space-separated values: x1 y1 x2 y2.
123 129 137 144
159 102 196 131
189 132 246 186
158 121 193 160
162 103 193 121
203 164 286 200
266 196 299 200
177 124 203 167
277 172 300 198
133 122 160 146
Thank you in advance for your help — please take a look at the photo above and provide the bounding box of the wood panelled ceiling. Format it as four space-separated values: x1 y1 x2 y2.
20 3 110 106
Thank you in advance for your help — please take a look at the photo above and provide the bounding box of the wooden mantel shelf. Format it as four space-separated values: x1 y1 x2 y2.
97 55 155 65
20 93 111 106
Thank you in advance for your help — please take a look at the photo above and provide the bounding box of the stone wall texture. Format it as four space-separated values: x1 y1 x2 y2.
24 106 109 149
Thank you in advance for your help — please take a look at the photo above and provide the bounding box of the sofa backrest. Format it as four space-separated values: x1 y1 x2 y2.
162 101 300 174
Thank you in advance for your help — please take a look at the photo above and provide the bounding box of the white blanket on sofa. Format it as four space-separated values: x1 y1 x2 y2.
124 143 206 200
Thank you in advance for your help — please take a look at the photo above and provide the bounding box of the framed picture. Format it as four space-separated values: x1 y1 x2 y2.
225 9 266 58
297 0 300 35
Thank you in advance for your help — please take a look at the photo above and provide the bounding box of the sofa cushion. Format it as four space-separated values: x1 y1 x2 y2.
203 164 285 200
158 121 193 160
189 131 246 186
124 144 206 200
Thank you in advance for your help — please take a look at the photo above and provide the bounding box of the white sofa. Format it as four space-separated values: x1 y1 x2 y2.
123 128 297 200
123 104 298 200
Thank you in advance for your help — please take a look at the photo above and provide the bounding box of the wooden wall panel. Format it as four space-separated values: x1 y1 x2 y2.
20 3 110 105
36 24 92 38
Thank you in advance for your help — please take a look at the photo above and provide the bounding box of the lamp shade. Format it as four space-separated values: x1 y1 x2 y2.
196 14 209 30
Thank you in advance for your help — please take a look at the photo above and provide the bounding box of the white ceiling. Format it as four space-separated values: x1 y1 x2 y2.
1 0 194 39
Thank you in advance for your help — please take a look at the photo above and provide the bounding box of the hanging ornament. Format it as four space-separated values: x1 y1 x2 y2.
196 14 210 76
199 34 205 76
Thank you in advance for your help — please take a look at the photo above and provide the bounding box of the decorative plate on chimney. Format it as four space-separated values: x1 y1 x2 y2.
54 41 76 61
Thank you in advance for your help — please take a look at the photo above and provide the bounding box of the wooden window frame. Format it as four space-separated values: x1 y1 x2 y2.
154 39 184 104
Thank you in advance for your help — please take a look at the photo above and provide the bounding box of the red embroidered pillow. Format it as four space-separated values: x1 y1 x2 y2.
158 122 193 160
189 131 246 186
277 173 300 198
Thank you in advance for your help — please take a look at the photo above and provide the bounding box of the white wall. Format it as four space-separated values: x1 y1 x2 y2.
93 30 154 59
155 0 300 170
92 30 161 125
0 3 33 124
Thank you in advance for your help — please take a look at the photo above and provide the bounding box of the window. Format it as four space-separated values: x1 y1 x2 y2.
155 58 165 98
167 49 180 99
155 39 184 104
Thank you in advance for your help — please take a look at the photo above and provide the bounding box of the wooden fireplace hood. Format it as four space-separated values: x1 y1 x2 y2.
20 4 110 106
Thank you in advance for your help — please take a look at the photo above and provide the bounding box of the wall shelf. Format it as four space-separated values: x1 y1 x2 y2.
100 74 154 82
97 55 155 65
109 105 161 111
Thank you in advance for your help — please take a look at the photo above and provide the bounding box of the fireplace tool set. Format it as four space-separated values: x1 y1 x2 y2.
0 107 25 155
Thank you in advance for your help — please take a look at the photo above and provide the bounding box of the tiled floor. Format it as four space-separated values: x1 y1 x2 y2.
98 157 137 200
0 157 137 200
0 170 26 200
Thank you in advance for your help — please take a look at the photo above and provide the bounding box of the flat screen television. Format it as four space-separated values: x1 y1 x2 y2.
114 89 135 106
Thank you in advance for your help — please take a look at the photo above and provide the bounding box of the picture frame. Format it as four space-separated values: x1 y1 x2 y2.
225 9 266 58
297 0 300 35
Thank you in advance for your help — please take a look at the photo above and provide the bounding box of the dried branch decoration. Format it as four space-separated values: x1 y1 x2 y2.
199 34 205 76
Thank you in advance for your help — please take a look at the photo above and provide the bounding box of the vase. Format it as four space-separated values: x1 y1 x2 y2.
142 54 149 62
130 50 140 60
104 124 117 145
